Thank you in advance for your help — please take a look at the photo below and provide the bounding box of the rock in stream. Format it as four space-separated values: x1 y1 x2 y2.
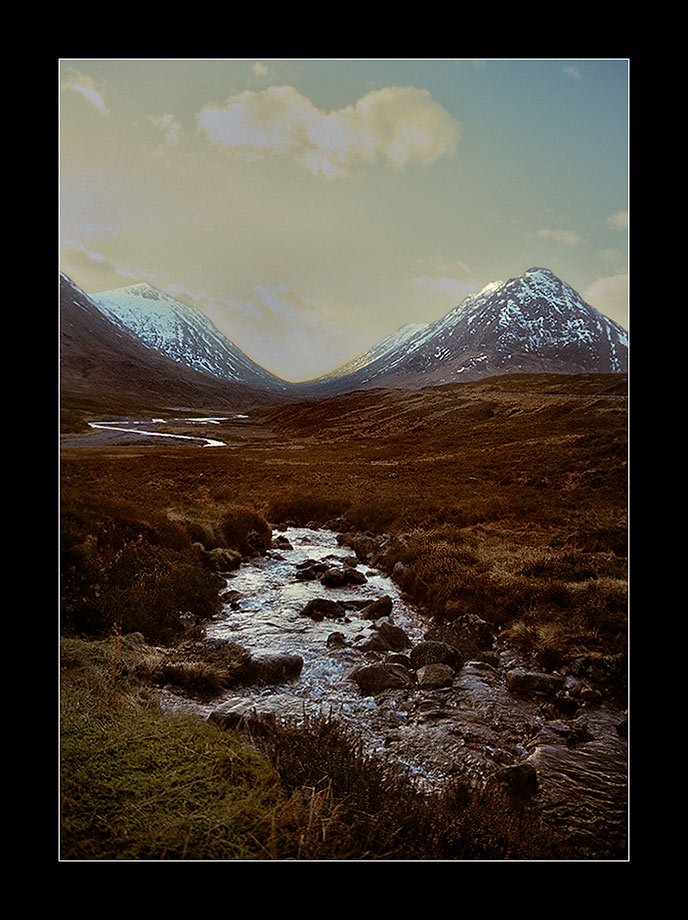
161 525 627 859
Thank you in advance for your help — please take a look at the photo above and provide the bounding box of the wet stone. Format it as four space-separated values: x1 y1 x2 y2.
198 526 628 859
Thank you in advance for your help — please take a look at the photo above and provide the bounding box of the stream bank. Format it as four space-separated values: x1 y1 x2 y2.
156 525 627 860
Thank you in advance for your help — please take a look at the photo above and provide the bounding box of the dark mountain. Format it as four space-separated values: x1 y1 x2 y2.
308 267 628 395
59 273 282 418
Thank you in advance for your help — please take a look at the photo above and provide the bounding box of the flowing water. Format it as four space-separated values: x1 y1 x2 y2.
86 416 236 447
203 527 433 776
164 525 627 858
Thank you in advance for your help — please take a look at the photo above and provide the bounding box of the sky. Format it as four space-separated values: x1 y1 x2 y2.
59 58 629 382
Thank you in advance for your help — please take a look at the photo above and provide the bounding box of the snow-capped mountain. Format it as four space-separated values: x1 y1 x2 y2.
65 267 628 409
319 322 429 380
312 267 628 393
90 283 293 394
60 273 285 412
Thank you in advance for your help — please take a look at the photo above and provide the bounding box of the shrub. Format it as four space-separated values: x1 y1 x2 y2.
263 714 556 860
60 499 224 644
219 507 272 556
101 542 223 644
266 489 350 527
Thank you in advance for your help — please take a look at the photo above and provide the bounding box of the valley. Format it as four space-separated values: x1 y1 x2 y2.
59 270 629 861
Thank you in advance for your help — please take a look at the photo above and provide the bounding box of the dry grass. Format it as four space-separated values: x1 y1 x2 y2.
61 374 627 664
60 374 627 859
61 636 560 860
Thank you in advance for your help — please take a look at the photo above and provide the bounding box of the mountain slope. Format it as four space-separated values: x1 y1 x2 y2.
59 273 281 417
63 267 628 412
90 283 294 395
310 267 628 394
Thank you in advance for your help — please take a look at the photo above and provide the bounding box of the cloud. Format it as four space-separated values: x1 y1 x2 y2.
606 210 629 231
563 65 583 82
149 113 183 148
60 241 139 292
584 272 628 327
62 70 109 114
533 227 583 246
196 84 459 178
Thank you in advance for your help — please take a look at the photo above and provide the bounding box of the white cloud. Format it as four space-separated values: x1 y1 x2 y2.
196 84 459 178
62 70 109 114
607 210 629 231
563 65 583 82
534 228 583 246
149 113 183 147
585 272 629 327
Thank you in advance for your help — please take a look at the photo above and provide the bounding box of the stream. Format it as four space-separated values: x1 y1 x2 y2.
161 525 628 859
86 416 242 447
205 527 428 759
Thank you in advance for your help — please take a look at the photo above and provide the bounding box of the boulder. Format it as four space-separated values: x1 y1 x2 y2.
349 663 413 695
220 588 242 605
294 560 329 581
505 669 565 699
374 618 411 651
301 598 346 620
351 534 380 562
409 640 462 671
342 567 368 585
359 619 410 653
359 632 391 653
326 632 347 649
416 662 455 689
320 566 368 587
360 596 393 620
320 567 349 587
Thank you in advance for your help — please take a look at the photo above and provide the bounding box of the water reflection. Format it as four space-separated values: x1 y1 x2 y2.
206 527 425 707
86 416 243 447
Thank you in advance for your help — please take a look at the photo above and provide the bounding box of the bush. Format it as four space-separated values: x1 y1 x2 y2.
266 489 350 527
219 507 272 556
102 542 223 643
61 499 224 644
264 714 556 860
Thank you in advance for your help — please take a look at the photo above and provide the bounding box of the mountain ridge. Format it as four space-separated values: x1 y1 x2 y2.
303 266 627 394
59 273 287 417
89 281 293 395
62 266 628 411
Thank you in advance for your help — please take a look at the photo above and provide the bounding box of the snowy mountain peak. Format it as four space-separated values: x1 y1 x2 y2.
121 282 169 300
90 282 291 392
72 266 627 399
311 266 628 393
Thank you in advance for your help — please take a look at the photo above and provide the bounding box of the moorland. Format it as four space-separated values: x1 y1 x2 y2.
60 371 628 860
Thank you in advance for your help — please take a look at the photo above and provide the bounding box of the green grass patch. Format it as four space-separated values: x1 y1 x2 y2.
60 638 559 861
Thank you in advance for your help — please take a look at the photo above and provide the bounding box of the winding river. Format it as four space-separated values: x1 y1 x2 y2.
86 416 243 447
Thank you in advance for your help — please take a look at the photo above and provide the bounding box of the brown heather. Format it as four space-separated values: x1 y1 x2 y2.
60 372 627 859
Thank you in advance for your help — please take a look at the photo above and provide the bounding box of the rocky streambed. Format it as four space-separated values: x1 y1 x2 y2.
158 525 628 860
